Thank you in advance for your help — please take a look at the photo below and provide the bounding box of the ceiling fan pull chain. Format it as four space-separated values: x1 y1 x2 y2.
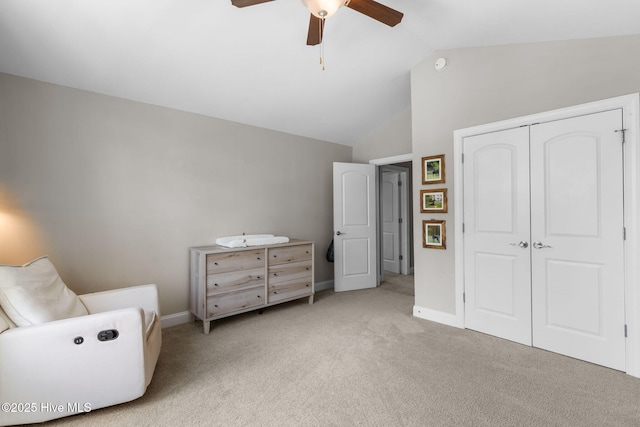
320 17 325 71
318 17 324 71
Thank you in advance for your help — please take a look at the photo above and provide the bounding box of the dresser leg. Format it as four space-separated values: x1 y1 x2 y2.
203 320 211 335
309 294 314 304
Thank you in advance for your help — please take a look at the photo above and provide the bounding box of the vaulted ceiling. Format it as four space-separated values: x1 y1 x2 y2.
1 0 639 146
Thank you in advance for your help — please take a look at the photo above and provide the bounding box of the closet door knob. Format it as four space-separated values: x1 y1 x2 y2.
509 241 529 249
533 242 552 249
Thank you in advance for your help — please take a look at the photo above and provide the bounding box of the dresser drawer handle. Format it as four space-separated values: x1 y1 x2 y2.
214 283 219 286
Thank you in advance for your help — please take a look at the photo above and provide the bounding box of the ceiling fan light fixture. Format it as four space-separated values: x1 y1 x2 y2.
301 0 345 19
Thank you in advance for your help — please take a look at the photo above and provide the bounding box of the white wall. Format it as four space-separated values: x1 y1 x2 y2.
0 73 352 316
411 34 640 315
352 108 412 163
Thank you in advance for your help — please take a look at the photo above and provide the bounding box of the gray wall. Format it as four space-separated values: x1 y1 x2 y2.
0 73 351 316
411 34 640 314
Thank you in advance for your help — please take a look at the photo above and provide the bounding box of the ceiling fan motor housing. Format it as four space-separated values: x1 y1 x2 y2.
301 0 345 19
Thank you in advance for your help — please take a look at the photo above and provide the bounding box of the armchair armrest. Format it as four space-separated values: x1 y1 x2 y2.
79 284 160 316
0 308 148 424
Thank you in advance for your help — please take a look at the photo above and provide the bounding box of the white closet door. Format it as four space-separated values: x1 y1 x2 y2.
463 127 532 345
530 110 626 370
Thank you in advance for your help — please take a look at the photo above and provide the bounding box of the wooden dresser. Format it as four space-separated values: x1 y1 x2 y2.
189 240 314 334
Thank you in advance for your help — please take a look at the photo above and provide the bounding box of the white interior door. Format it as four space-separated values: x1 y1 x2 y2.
333 162 377 292
382 171 400 274
463 127 533 345
530 110 626 370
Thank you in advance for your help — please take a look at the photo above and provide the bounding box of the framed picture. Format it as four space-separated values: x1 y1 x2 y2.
422 220 446 249
420 188 448 213
422 154 445 185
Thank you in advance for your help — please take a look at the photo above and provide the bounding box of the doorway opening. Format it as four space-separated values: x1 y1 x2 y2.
371 155 414 289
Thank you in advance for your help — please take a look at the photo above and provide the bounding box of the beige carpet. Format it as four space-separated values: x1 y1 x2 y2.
37 274 640 426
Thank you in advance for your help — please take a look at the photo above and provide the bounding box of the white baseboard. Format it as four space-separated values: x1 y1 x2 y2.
161 282 334 329
161 311 191 329
413 305 463 329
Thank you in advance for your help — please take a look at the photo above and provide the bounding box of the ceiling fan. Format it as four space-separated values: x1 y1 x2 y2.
231 0 403 46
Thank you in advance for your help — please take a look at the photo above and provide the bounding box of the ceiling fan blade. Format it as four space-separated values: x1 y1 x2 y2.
231 0 275 8
306 14 324 46
346 0 403 27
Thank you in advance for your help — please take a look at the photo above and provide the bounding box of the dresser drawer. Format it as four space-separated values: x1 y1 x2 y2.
268 244 312 266
207 268 265 295
206 287 265 318
268 277 313 304
207 249 264 274
268 260 312 285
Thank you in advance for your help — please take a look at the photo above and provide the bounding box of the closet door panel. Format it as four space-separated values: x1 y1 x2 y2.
544 135 600 237
530 109 625 371
545 260 603 335
463 126 532 345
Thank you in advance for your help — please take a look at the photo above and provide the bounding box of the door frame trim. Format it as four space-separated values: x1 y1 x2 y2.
453 93 640 377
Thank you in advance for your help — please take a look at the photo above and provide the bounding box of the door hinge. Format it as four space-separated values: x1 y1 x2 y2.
461 153 464 163
399 218 403 224
398 181 402 186
462 223 465 233
615 129 627 144
624 227 627 240
625 324 628 338
463 292 466 303
399 255 404 260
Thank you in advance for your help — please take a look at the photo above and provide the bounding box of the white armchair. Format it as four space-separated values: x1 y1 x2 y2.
0 257 162 426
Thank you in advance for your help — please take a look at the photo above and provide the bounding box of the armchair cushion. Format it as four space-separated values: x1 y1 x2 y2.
0 314 8 333
0 256 88 327
0 307 16 333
